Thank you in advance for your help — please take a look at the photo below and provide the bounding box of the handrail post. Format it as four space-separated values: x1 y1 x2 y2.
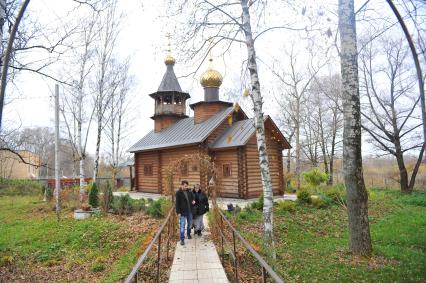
157 233 162 283
262 266 267 283
232 230 239 283
166 218 170 261
220 212 224 263
134 271 138 283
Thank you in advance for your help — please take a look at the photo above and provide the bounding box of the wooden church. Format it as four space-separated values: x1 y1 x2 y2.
129 52 290 199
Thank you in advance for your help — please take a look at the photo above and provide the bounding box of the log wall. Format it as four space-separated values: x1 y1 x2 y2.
135 151 160 193
214 148 240 198
245 131 284 198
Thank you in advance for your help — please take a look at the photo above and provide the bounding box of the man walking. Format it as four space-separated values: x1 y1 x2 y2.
176 180 195 245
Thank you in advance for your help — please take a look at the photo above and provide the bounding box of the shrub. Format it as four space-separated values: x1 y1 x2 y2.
88 183 99 208
302 168 328 188
131 198 146 212
325 185 346 205
102 181 114 212
251 192 264 210
311 194 333 209
42 186 54 201
146 198 169 218
297 190 311 204
111 194 132 214
235 204 242 213
277 201 296 212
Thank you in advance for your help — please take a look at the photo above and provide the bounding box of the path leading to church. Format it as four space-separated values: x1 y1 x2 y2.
168 215 229 283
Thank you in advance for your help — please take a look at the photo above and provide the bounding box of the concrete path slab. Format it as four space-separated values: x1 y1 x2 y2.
113 191 163 200
168 215 229 283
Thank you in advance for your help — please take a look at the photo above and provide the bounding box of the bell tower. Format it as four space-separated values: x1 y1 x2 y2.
150 47 190 132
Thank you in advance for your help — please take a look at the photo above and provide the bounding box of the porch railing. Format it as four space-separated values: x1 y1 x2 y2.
124 205 176 283
213 204 284 283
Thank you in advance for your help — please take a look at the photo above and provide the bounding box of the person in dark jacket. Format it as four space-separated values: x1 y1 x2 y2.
175 180 195 245
192 184 209 236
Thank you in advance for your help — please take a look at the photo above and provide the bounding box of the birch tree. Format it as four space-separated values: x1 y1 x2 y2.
61 13 98 201
309 75 343 184
338 0 372 256
92 1 120 182
104 60 133 187
272 47 324 190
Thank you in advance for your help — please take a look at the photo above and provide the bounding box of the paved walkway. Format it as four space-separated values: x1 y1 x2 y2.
168 215 229 283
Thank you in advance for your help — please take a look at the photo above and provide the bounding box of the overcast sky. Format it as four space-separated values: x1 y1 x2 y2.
3 0 421 158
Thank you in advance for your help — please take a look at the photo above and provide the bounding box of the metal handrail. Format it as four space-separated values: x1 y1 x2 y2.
124 205 175 283
214 204 284 283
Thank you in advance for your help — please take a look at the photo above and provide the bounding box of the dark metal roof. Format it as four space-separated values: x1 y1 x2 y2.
189 100 233 110
209 119 255 149
128 107 234 152
158 65 182 92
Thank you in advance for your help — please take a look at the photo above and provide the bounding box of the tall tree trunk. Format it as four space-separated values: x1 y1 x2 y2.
338 0 372 256
395 146 410 193
241 0 275 260
286 148 291 173
328 132 336 185
0 0 30 130
77 118 86 202
93 119 101 182
295 100 301 190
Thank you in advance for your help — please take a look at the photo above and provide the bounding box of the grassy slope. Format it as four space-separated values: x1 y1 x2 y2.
232 189 426 282
0 196 154 282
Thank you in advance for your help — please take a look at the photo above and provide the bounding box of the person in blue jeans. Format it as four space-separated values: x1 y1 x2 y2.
175 180 195 245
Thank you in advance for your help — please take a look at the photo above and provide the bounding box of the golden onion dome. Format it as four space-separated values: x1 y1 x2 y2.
164 54 175 65
200 59 223 88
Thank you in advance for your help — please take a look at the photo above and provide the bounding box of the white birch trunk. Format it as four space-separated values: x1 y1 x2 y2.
241 0 275 259
93 120 101 182
338 0 372 256
295 98 301 190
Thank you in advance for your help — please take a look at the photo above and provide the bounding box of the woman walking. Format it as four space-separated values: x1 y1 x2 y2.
192 184 209 236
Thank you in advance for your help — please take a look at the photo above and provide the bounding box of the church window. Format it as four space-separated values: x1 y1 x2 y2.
144 164 153 176
164 95 172 104
191 164 198 172
223 163 232 177
181 161 189 176
175 96 182 104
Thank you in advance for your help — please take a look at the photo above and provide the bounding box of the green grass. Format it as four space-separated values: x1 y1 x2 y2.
228 189 426 282
0 195 154 282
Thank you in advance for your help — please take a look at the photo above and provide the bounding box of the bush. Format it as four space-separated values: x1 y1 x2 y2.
146 198 169 218
111 194 132 214
277 201 296 212
42 186 54 201
102 182 114 212
302 168 328 188
131 198 146 212
88 182 99 208
297 190 311 204
325 185 346 205
251 192 264 210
